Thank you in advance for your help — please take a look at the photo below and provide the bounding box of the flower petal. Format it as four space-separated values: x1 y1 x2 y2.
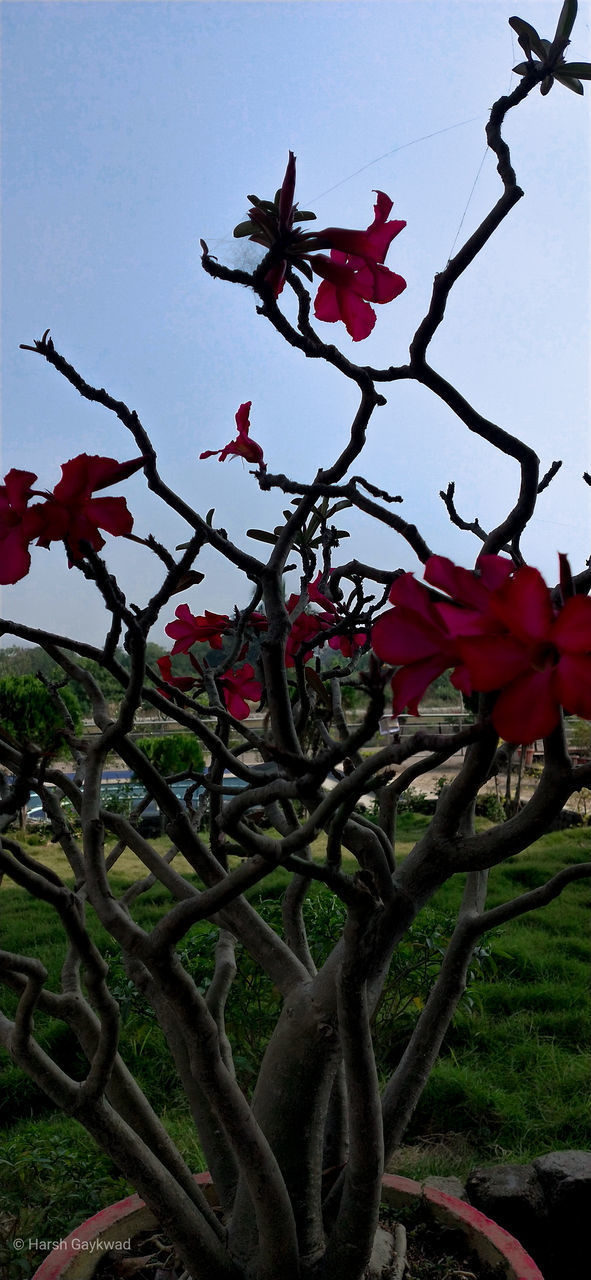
551 594 591 653
0 527 32 584
457 635 531 691
491 669 560 742
372 608 444 665
390 655 449 716
490 566 554 644
554 652 591 719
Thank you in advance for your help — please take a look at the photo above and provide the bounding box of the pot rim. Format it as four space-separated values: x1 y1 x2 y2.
32 1170 544 1280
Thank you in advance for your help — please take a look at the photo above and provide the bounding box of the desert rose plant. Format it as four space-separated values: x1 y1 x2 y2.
1 4 590 1278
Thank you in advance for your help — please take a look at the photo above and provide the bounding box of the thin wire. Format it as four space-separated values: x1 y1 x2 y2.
446 145 490 263
205 113 483 251
445 35 518 265
304 115 482 204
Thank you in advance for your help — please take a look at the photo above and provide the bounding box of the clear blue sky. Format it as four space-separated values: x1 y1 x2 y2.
1 0 589 647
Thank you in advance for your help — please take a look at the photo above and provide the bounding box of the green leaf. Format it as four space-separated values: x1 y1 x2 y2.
508 16 548 61
247 194 262 206
247 528 278 544
559 60 591 77
233 220 257 238
174 571 205 592
206 508 215 526
294 259 314 283
554 0 578 42
554 71 585 92
292 211 317 222
513 60 535 75
259 199 277 212
304 667 331 707
327 499 354 517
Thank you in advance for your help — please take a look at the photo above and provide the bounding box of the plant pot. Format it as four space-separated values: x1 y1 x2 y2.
31 1171 544 1280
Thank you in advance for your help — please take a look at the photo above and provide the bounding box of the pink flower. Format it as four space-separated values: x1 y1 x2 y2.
34 453 144 560
165 605 230 655
284 576 336 667
285 611 331 668
219 663 262 720
372 554 591 743
286 572 337 619
245 611 268 632
307 571 338 614
156 655 200 695
371 556 514 715
160 648 261 720
0 469 42 584
313 190 407 264
313 192 407 340
457 566 591 742
200 402 264 466
328 632 367 658
236 155 406 338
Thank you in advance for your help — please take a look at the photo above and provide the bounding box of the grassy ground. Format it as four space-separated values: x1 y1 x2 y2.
0 817 589 1276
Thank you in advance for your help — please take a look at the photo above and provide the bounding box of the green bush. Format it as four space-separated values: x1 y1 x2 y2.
105 892 493 1096
0 676 81 751
135 733 204 777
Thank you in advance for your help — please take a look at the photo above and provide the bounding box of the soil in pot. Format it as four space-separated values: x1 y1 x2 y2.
92 1205 508 1280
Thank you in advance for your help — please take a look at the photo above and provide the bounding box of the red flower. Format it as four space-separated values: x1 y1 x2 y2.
160 648 261 720
457 566 591 742
219 663 262 720
328 631 367 658
371 555 514 715
156 655 200 695
0 469 42 584
200 402 264 466
285 611 330 667
236 155 406 338
165 605 230 655
34 453 144 560
287 572 337 619
245 610 268 632
313 190 407 264
284 575 336 667
313 193 407 340
372 554 591 743
307 571 338 615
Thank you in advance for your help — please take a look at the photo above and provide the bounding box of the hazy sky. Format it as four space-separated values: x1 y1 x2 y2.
1 0 590 648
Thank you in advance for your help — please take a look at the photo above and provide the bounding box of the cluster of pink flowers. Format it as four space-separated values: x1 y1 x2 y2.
371 555 591 743
236 153 407 341
285 574 366 666
158 606 264 720
0 454 144 585
158 573 366 720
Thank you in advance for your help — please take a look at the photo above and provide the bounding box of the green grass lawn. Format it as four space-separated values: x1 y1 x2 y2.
0 817 589 1274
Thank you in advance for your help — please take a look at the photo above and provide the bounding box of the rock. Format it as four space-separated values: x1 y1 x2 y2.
467 1152 591 1280
546 808 583 830
367 1223 406 1279
422 1175 467 1200
466 1162 544 1250
532 1150 591 1278
532 1148 591 1206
